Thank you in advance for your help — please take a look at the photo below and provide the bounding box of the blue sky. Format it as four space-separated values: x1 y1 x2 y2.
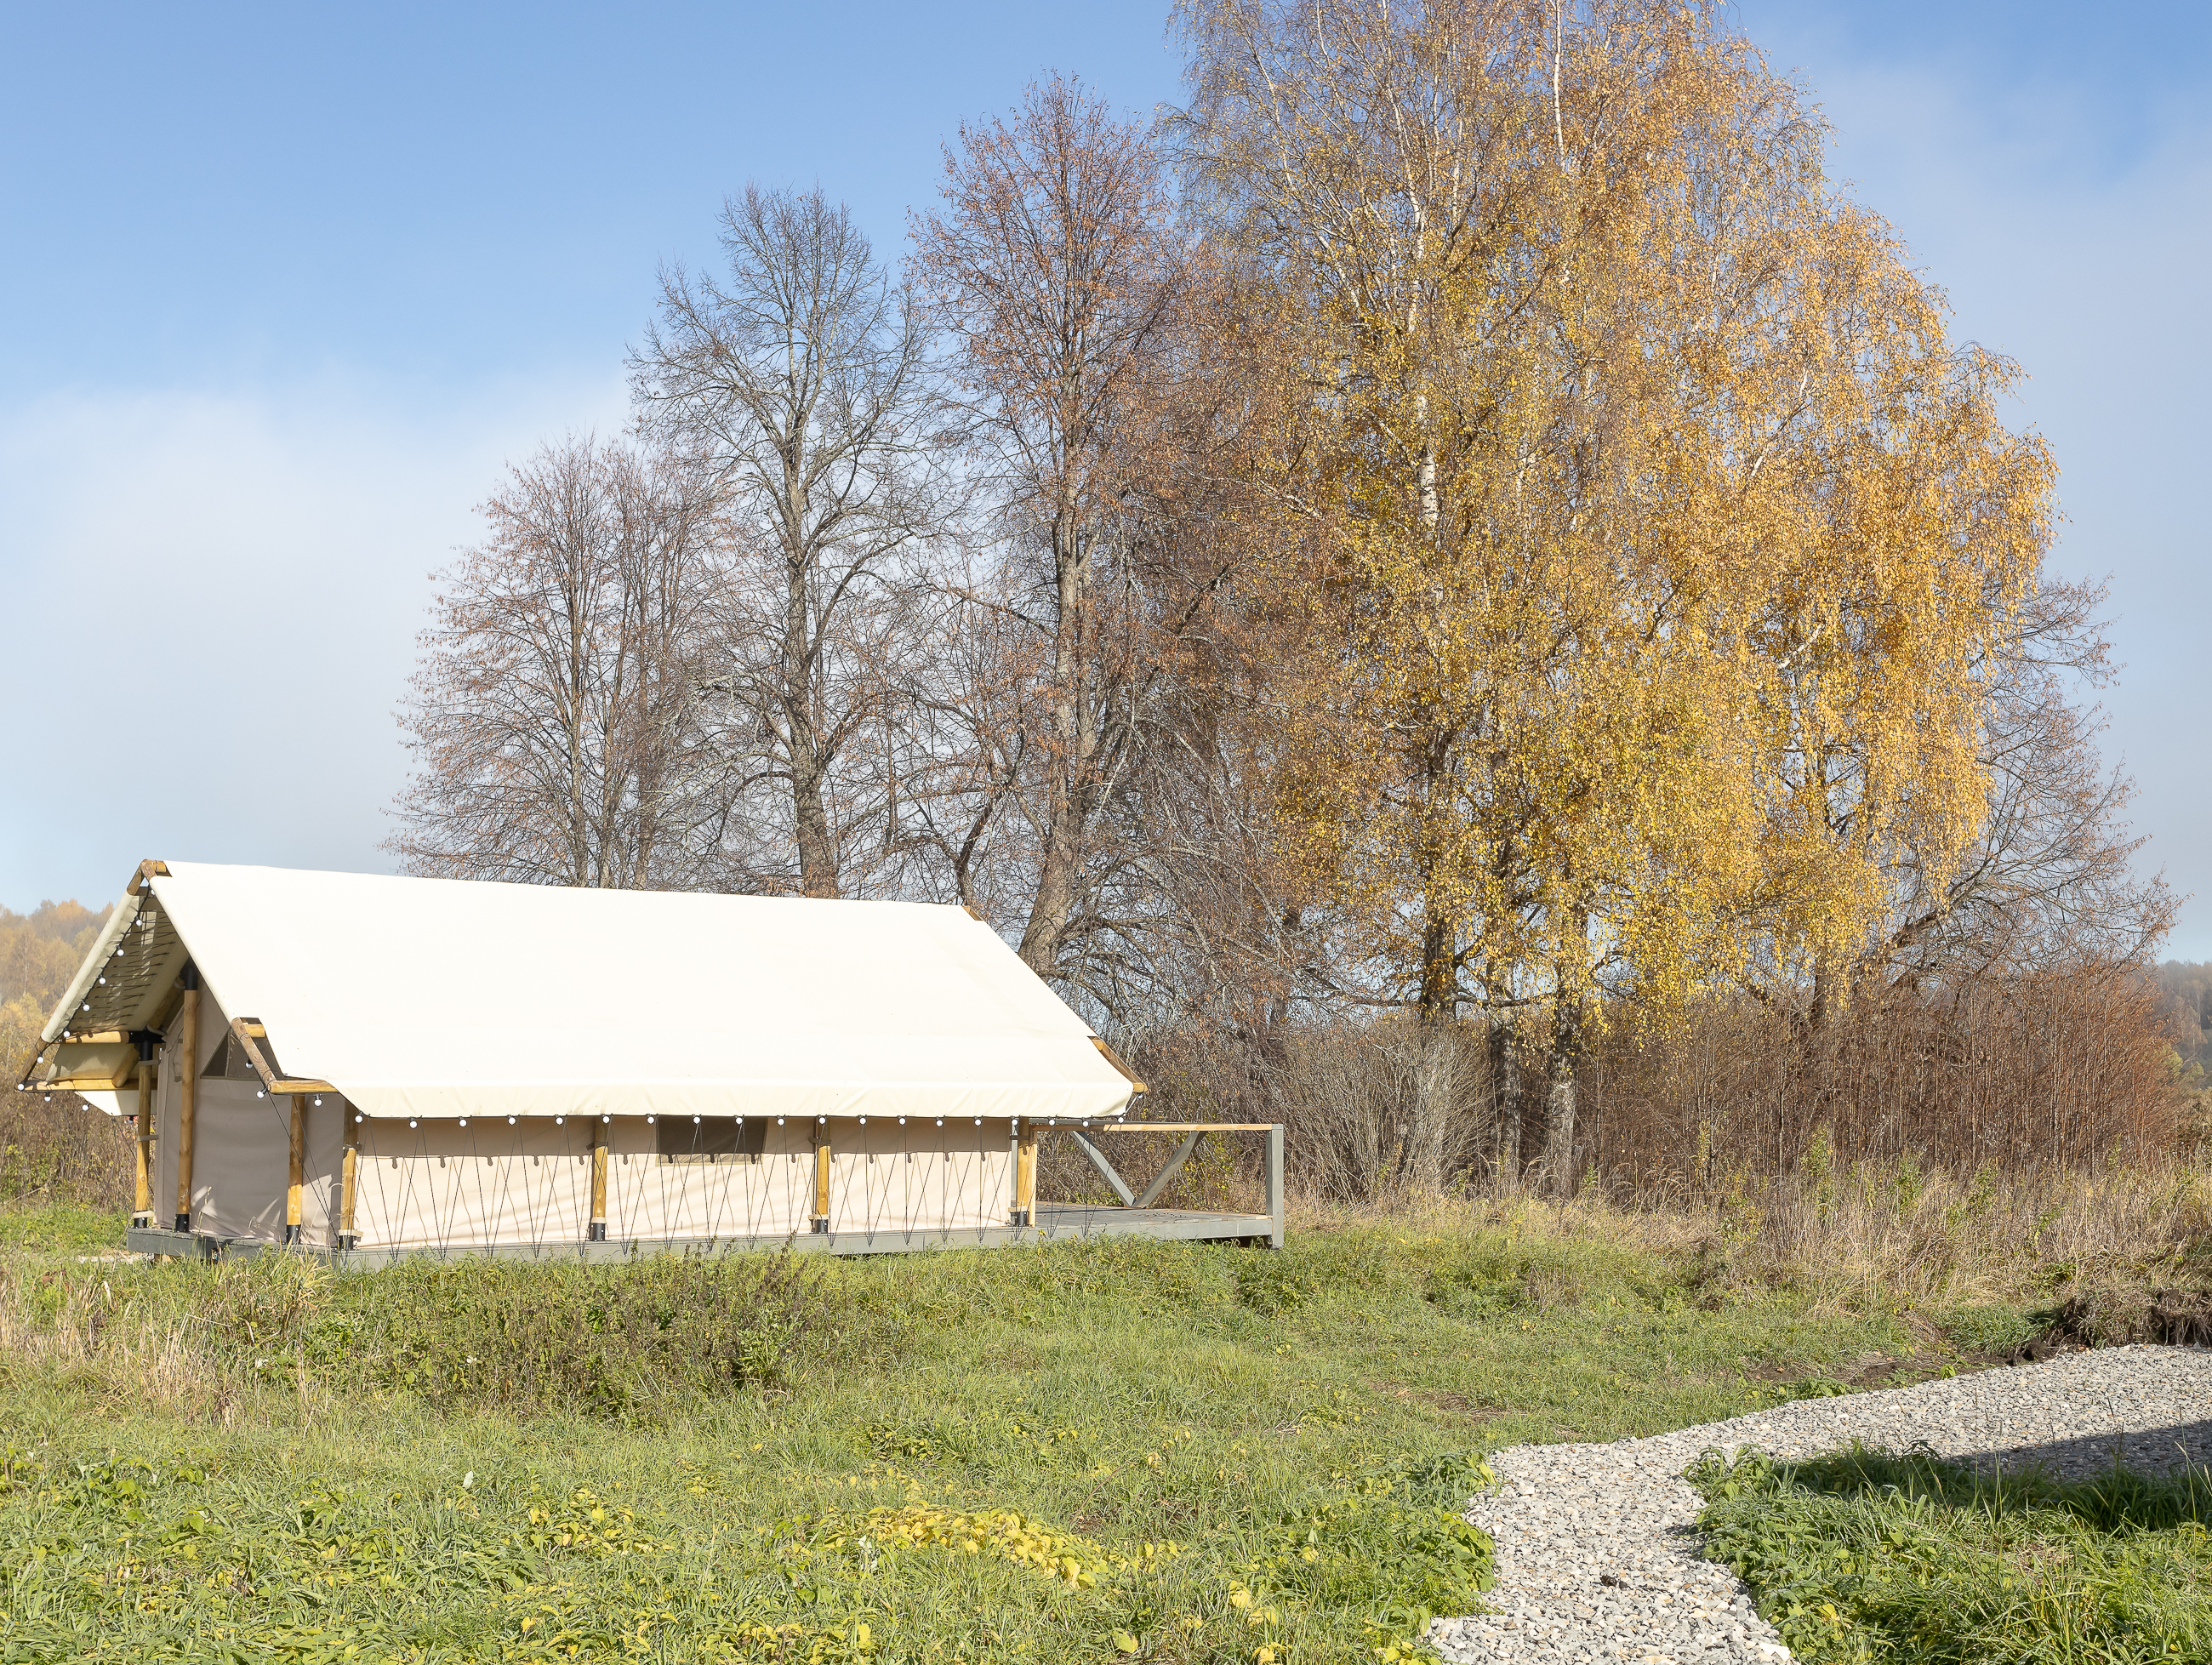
3 2 2208 953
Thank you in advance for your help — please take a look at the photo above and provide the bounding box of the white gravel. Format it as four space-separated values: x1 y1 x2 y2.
1428 1345 2212 1665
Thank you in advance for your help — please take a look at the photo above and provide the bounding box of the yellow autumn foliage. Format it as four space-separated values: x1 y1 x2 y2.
1180 0 2055 1024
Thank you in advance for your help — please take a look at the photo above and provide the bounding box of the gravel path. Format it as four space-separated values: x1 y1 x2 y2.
1428 1344 2212 1665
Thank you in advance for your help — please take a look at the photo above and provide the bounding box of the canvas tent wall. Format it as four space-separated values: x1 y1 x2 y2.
16 860 1166 1255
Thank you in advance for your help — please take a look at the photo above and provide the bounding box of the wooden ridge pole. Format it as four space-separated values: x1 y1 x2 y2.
810 1118 831 1234
285 1092 305 1245
338 1106 360 1252
174 966 198 1232
1012 1117 1038 1228
588 1119 609 1241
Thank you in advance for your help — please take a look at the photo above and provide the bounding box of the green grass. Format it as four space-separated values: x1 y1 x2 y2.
1690 1446 2212 1663
0 1206 1974 1662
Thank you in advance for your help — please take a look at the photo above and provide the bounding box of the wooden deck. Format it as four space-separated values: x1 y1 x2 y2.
123 1202 1280 1267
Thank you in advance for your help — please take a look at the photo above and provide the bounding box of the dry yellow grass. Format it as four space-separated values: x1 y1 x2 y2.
1290 1156 2212 1316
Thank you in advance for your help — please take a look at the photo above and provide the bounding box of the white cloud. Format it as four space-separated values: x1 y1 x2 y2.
0 368 627 912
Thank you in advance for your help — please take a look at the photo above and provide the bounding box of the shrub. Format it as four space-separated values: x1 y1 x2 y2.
347 1253 818 1420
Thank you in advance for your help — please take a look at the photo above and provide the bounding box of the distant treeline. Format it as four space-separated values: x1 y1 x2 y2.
0 902 130 1206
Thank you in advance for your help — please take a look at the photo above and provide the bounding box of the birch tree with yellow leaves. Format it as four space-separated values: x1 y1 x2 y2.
1177 0 2057 1189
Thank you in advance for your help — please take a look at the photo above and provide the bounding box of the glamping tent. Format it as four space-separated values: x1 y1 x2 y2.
17 861 1283 1262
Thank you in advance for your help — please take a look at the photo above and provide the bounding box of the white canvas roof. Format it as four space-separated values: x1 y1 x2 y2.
26 863 1138 1125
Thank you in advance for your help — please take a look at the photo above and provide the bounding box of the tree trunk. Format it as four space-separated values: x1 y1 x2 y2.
1487 1006 1521 1185
1535 990 1585 1197
784 539 841 898
1018 509 1092 975
1405 905 1457 1191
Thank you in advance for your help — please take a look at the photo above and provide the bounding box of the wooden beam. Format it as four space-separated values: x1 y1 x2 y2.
1012 1118 1039 1227
174 974 197 1232
22 1075 135 1092
129 859 169 897
1093 1121 1276 1132
587 1121 608 1241
810 1122 831 1234
1090 1036 1147 1095
228 1018 335 1095
285 1093 305 1245
11 1037 58 1090
132 1060 153 1224
338 1107 359 1251
56 1030 128 1046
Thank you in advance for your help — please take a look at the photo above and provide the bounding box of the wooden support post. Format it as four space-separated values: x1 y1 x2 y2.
1012 1118 1038 1228
285 1093 306 1245
338 1107 359 1251
174 966 198 1232
132 1059 154 1225
587 1120 608 1240
810 1120 831 1234
1265 1123 1286 1252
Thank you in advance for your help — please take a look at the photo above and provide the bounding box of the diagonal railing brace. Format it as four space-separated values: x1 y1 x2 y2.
1069 1129 1136 1206
1132 1130 1206 1211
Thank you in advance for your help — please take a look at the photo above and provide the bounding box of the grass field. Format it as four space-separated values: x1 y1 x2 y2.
0 1171 2200 1664
1693 1447 2212 1664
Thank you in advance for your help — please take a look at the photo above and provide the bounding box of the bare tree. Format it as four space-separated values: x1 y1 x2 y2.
1865 576 2174 988
390 435 720 888
912 77 1213 984
633 185 938 898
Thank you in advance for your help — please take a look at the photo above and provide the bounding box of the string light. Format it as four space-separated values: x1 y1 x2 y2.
507 1115 516 1125
409 1119 419 1128
458 1117 468 1127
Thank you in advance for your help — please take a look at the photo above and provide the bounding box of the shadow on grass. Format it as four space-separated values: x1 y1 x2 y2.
1719 1441 2212 1533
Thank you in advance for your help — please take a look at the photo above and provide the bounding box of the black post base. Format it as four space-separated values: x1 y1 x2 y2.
809 1217 830 1234
1010 1208 1031 1227
174 1213 191 1232
282 1224 300 1246
587 1221 607 1241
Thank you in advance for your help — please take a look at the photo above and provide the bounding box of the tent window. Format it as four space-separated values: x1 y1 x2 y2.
656 1117 766 1163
